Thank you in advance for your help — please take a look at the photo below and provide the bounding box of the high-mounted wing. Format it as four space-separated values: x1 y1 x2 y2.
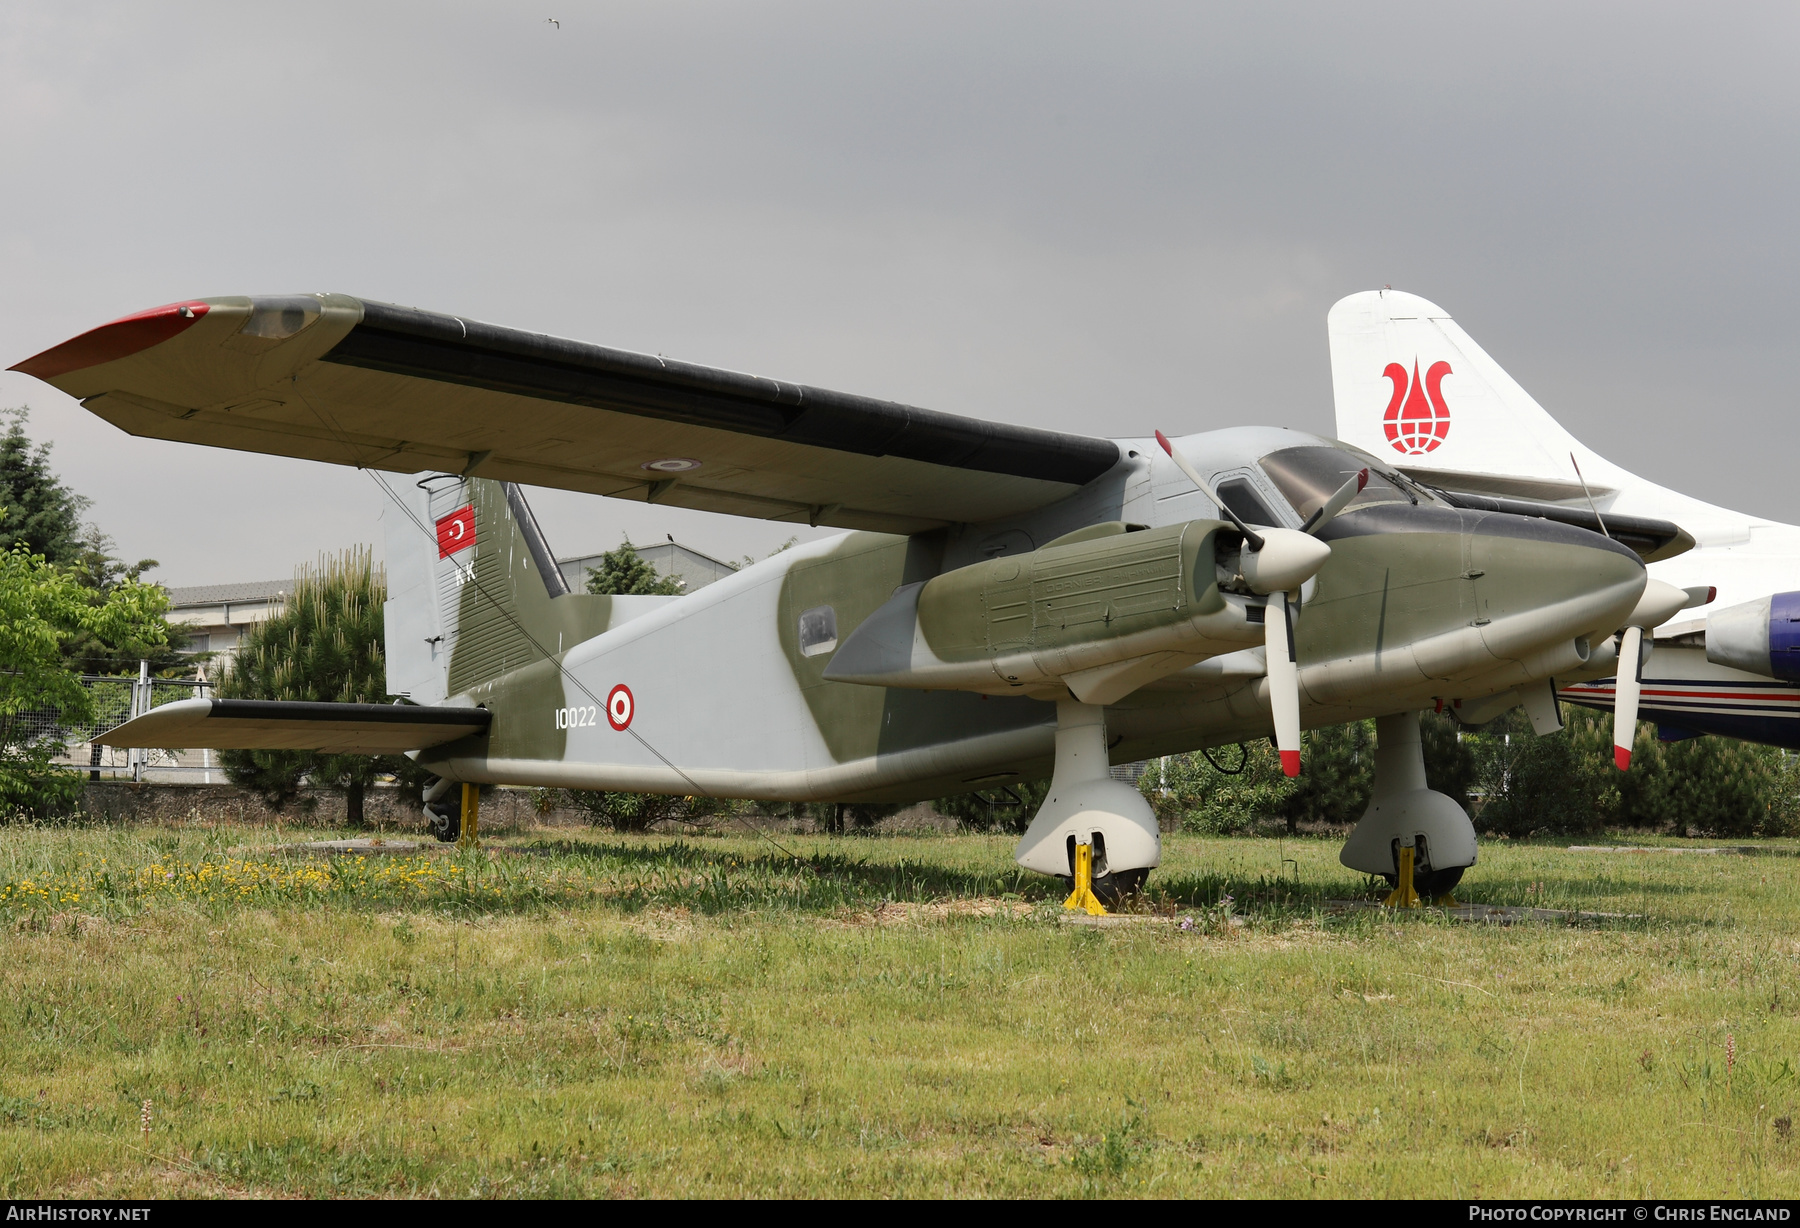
94 698 490 754
12 295 1121 534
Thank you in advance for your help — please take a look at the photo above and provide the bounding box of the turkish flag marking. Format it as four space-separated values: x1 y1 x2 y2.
436 505 476 558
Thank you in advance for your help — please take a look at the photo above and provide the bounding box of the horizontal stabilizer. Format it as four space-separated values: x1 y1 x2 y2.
94 698 490 753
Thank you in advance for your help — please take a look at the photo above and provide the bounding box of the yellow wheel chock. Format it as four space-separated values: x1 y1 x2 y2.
1064 841 1108 916
457 782 481 850
1382 844 1422 908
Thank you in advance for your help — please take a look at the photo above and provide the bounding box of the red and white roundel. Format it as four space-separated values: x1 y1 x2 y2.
606 684 634 731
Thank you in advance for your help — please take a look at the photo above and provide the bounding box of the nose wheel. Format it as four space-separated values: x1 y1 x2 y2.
1379 854 1464 906
425 798 460 843
1059 845 1151 914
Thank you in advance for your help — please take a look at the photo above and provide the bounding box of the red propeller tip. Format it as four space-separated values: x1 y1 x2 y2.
1280 750 1301 777
1614 746 1632 772
1154 430 1175 455
1355 468 1368 491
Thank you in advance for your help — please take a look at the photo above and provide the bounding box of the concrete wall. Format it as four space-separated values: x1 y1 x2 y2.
75 782 580 832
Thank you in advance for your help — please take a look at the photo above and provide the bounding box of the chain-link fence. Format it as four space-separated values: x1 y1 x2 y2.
3 666 222 783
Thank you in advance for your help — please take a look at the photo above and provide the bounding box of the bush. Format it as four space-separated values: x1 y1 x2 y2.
560 790 728 832
1141 713 1480 836
1468 708 1616 837
0 543 171 819
1617 723 1799 838
934 778 1050 834
1143 722 1376 835
1466 705 1800 838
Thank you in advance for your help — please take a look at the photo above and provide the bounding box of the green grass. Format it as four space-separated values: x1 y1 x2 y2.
2 819 1799 1197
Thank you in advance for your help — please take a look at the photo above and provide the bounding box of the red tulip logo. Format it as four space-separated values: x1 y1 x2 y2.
1381 359 1452 455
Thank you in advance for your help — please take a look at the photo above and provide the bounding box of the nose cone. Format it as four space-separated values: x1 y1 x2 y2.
1468 511 1645 646
1315 502 1645 671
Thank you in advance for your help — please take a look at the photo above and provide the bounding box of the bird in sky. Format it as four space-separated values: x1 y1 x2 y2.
546 17 559 28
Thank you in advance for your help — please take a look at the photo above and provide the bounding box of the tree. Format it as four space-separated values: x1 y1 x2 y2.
584 541 684 596
1143 722 1377 834
217 549 423 824
935 777 1051 834
1467 708 1615 836
0 545 171 817
0 408 88 566
61 526 188 675
1462 705 1799 838
1618 728 1800 837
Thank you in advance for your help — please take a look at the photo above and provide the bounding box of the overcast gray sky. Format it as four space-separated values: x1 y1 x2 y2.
2 2 1795 585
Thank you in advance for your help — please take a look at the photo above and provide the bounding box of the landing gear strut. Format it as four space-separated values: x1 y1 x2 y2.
1340 712 1475 905
1015 701 1161 911
423 779 481 847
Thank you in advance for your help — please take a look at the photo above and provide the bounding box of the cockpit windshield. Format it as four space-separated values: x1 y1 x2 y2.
1258 446 1420 522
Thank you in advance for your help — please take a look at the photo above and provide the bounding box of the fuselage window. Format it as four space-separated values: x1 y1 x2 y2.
798 605 838 657
1215 478 1282 529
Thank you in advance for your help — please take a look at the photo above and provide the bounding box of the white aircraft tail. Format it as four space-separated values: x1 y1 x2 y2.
1327 290 1625 502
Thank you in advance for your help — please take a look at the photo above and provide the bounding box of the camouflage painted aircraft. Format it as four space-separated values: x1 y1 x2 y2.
14 294 1691 903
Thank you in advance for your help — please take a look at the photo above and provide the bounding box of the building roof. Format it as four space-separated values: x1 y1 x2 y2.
557 541 738 594
163 579 292 608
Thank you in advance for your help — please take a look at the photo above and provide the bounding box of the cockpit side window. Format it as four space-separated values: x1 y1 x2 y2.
1258 446 1416 521
1215 478 1281 528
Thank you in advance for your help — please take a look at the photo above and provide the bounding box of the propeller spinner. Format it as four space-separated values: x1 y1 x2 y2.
1155 432 1362 776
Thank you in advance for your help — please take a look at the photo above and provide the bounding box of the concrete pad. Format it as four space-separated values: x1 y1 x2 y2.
1325 899 1636 924
274 838 432 856
1567 844 1800 857
1059 912 1244 930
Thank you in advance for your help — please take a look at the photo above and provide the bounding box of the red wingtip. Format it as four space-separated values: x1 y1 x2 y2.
10 300 210 380
1154 429 1173 455
1280 750 1301 777
1614 745 1632 771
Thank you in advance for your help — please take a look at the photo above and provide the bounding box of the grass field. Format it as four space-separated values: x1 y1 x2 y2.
2 817 1798 1198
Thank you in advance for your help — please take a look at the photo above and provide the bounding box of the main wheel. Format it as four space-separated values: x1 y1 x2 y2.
425 799 461 843
1093 867 1150 906
1380 864 1464 898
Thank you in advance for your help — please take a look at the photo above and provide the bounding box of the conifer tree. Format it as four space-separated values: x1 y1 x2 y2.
583 540 684 596
218 549 421 823
0 408 88 566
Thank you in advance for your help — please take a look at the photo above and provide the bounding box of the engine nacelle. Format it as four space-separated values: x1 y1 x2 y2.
1706 592 1800 681
824 518 1265 698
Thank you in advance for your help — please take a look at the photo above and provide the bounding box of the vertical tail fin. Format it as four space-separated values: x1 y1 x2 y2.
1327 289 1627 501
383 476 603 703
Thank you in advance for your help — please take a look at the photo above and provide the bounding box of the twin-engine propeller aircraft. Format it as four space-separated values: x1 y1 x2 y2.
1329 288 1799 761
15 294 1679 903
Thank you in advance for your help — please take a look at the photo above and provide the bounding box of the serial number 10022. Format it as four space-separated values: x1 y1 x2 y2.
555 706 599 730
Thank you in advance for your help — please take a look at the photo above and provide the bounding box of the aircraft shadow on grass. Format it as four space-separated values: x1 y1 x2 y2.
498 839 1712 920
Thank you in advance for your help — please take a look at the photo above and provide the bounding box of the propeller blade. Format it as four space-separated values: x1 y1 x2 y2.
1302 468 1368 534
1265 591 1302 776
1613 624 1644 771
1155 430 1264 551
